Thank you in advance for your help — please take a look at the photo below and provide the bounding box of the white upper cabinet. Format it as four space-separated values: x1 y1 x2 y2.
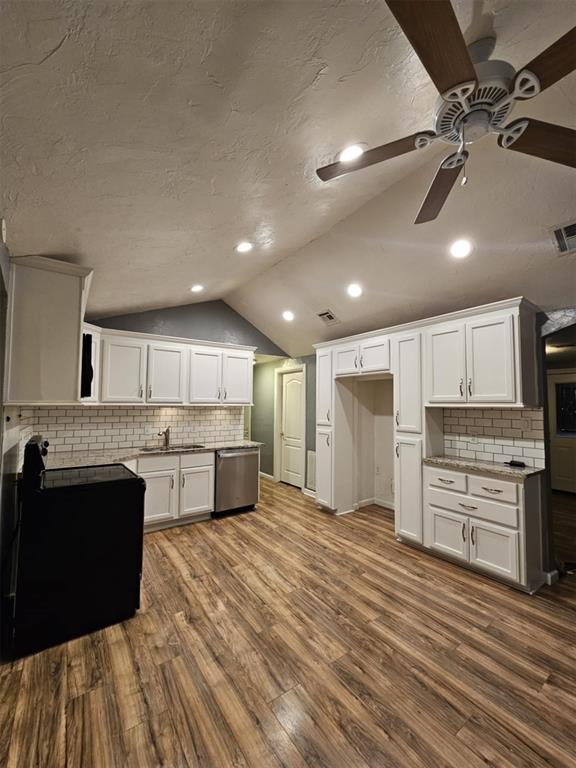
394 332 422 433
101 337 147 402
359 336 390 373
334 344 360 376
189 349 222 403
466 315 515 403
316 349 333 426
427 324 466 403
222 351 253 404
147 344 187 404
5 257 93 404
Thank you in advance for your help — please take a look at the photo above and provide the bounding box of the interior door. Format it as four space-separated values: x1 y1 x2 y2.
101 337 147 402
315 428 333 508
466 315 515 403
222 352 253 404
548 372 576 492
395 436 423 542
147 344 186 403
394 333 422 433
281 371 304 487
189 349 222 403
427 324 466 403
316 349 333 426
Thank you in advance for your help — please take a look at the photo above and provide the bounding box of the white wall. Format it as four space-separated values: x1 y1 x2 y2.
356 378 394 510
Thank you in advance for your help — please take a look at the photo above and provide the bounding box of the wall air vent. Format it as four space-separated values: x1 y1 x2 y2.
552 221 576 255
317 309 340 326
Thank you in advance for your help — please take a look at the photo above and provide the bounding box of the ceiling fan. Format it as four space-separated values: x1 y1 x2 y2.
316 0 576 224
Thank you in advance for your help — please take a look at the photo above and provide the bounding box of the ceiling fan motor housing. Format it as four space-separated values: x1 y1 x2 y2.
434 59 517 144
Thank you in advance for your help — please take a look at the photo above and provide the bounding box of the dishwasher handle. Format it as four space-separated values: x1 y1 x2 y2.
217 449 260 459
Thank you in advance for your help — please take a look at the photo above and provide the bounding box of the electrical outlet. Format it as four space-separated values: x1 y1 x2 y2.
469 434 479 444
375 465 381 475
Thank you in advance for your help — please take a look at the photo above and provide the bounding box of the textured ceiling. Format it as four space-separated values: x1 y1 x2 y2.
1 0 575 356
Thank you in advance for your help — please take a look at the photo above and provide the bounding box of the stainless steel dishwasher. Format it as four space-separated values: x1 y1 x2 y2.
214 448 260 514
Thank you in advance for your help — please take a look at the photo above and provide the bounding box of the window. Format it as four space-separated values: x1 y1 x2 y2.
556 382 576 435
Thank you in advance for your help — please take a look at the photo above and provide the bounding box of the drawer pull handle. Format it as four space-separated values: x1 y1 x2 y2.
461 522 466 542
326 409 330 422
354 356 358 369
471 526 475 546
482 487 502 494
459 503 478 511
438 478 455 484
468 378 472 397
360 355 364 368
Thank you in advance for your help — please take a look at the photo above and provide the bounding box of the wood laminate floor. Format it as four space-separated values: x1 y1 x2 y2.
2 478 576 768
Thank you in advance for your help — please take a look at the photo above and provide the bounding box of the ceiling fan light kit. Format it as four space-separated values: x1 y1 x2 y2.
316 2 576 224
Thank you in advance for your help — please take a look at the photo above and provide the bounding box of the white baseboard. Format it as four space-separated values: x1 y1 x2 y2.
302 487 315 498
374 497 395 511
259 471 274 481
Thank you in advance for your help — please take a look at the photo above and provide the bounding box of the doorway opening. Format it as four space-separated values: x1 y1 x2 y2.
544 324 576 569
273 365 306 491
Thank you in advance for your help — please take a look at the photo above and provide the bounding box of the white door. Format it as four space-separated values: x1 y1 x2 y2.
394 333 422 433
316 349 333 426
360 336 390 373
222 352 253 404
424 506 469 561
334 344 359 376
280 371 304 487
548 372 576 492
469 518 519 582
189 349 222 403
395 436 423 542
147 344 187 403
180 466 214 518
315 428 333 508
141 470 178 524
101 337 147 402
427 324 466 403
466 315 515 403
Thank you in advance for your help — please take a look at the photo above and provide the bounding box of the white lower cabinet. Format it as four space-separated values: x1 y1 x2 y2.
315 428 333 509
140 469 178 524
395 436 423 543
469 518 519 581
425 507 468 562
180 465 214 520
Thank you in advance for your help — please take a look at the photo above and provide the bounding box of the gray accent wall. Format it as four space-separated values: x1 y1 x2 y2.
251 355 316 487
94 300 286 356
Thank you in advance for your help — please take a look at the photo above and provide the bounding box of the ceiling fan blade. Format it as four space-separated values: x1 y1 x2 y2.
316 132 434 182
516 26 576 93
414 153 467 225
385 0 477 97
498 118 576 168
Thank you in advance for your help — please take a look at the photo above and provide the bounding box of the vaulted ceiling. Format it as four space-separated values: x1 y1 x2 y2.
1 0 575 357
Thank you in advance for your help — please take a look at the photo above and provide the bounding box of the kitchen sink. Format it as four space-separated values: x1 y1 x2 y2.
139 443 205 453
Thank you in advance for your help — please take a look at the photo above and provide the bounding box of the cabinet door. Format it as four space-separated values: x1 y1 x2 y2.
180 466 214 518
316 349 333 426
222 351 253 404
394 333 422 433
424 506 468 561
427 325 466 403
189 349 222 403
82 331 101 402
315 428 333 508
395 436 423 542
101 337 147 402
466 315 515 403
469 518 519 581
360 336 390 373
334 344 359 376
147 344 187 403
141 470 178 524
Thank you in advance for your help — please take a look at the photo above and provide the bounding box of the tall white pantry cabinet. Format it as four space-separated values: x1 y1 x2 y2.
314 297 546 591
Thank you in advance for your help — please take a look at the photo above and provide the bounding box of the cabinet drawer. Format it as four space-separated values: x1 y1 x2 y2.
137 454 179 473
180 451 215 469
468 475 518 504
426 467 467 493
427 487 518 528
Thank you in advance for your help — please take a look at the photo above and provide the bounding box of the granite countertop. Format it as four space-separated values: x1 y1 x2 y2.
45 441 263 470
423 455 544 482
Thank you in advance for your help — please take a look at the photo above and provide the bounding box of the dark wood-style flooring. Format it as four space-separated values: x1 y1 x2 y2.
2 478 576 767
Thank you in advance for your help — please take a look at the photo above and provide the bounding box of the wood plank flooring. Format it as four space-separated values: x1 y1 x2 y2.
2 477 576 767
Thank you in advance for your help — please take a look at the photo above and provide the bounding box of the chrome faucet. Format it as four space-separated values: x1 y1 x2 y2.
158 427 170 449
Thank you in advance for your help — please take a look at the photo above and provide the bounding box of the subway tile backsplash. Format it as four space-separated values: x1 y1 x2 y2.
29 406 244 454
443 408 545 468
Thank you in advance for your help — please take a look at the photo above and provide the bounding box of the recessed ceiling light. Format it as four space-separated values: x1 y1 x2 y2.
449 239 473 258
235 241 253 253
282 310 295 322
347 283 363 298
338 144 364 163
190 284 204 293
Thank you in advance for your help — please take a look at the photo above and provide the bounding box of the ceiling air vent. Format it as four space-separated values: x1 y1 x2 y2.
552 221 576 255
317 309 340 326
